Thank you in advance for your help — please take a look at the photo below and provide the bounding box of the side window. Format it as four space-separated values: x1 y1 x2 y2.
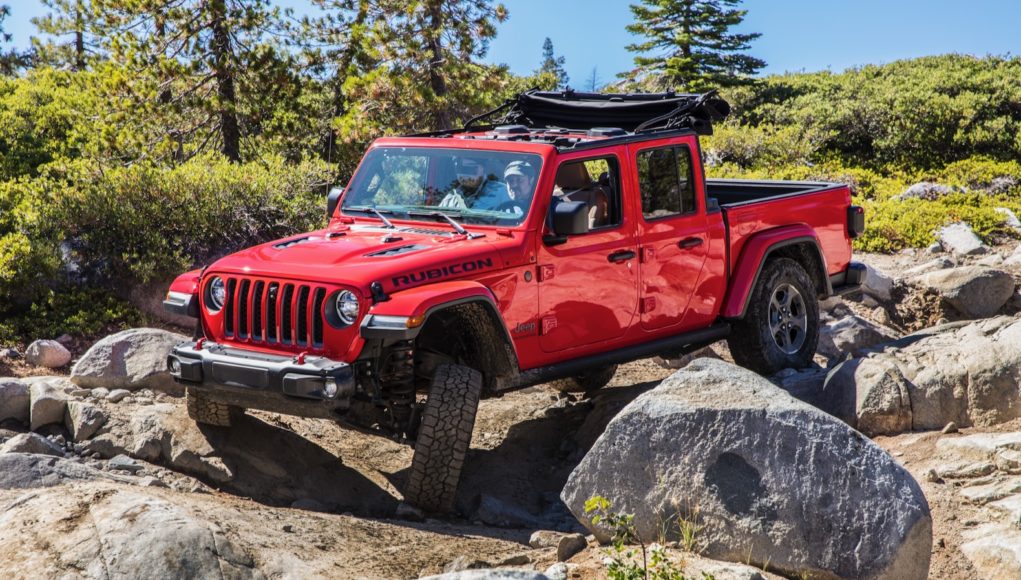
637 146 697 220
553 156 622 231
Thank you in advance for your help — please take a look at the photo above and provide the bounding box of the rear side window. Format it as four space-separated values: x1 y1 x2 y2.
637 146 696 220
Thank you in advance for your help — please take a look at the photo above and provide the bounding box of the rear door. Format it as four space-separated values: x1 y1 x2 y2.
536 153 639 353
629 139 710 331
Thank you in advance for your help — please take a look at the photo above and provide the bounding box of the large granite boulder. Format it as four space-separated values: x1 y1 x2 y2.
824 316 1021 434
911 266 1015 318
71 328 189 392
561 358 932 580
0 488 259 578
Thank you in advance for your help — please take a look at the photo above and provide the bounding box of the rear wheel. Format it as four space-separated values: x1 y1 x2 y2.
548 364 618 394
186 388 244 427
728 258 820 375
404 363 483 513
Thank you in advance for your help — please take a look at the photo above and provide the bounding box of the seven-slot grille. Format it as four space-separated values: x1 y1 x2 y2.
219 277 329 348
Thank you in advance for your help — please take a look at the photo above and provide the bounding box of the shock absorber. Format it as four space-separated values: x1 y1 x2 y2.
378 340 418 439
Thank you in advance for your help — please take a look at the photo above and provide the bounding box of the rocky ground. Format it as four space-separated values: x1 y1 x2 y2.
1 232 1020 579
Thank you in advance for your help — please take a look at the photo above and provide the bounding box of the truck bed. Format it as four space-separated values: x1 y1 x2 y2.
712 178 854 283
706 179 841 207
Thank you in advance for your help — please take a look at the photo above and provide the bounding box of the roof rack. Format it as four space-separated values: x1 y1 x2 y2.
458 89 731 136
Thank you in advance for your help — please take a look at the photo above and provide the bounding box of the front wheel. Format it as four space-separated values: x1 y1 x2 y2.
727 258 820 375
185 388 244 427
403 363 483 513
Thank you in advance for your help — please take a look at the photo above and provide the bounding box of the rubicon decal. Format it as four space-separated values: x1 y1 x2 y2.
392 258 494 288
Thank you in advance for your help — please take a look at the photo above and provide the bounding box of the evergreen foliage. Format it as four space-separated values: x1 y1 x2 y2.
622 0 764 91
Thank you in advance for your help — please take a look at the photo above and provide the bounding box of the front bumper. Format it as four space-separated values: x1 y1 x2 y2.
168 341 357 418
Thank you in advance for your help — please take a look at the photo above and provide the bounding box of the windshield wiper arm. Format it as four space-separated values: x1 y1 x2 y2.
345 206 395 229
407 210 483 238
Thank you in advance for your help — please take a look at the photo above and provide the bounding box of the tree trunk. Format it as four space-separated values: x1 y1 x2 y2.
425 0 451 130
156 14 171 105
73 4 85 71
322 0 369 160
209 0 241 162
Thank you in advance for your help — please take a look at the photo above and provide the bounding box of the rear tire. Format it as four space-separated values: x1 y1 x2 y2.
186 388 243 427
728 257 820 375
404 363 483 513
548 364 618 394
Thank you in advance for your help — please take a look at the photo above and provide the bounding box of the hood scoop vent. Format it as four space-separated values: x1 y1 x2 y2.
273 236 313 250
366 244 428 258
401 227 453 236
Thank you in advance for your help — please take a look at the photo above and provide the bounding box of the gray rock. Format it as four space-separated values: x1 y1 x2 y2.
960 524 1021 579
862 263 895 302
0 489 260 578
825 316 1021 434
817 314 899 360
70 328 189 392
912 266 1015 318
996 207 1021 230
0 453 114 488
925 242 943 254
903 257 955 277
562 359 932 580
29 380 68 431
938 222 987 256
529 530 566 549
89 387 110 399
0 379 30 424
423 571 549 580
107 389 131 403
976 253 1005 267
0 348 19 359
556 533 587 562
0 433 65 456
543 563 568 580
64 401 107 442
24 339 72 368
897 182 955 201
110 454 143 473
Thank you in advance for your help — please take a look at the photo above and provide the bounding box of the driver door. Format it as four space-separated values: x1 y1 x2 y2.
536 154 639 353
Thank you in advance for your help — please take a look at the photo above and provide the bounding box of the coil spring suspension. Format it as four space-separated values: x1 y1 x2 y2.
379 341 420 439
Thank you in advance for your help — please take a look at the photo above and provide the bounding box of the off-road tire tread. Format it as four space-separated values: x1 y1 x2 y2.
728 257 820 375
186 388 243 427
548 364 618 393
404 364 483 513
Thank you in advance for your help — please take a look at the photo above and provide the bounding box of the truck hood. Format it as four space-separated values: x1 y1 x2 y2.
207 223 507 293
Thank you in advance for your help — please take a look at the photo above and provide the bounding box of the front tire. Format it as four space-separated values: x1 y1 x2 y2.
728 258 820 375
404 363 483 513
186 388 244 427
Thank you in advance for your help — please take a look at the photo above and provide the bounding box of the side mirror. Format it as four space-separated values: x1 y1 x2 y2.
327 186 344 218
544 200 589 246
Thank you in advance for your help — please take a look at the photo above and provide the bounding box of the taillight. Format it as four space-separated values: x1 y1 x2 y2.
847 205 865 238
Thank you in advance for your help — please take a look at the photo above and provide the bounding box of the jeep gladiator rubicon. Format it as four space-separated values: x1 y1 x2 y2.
163 90 865 512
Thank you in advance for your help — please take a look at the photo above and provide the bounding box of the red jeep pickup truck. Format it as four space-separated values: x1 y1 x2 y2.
163 91 865 512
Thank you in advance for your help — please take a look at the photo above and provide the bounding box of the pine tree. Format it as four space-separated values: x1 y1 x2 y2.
536 37 568 89
622 0 765 92
31 0 103 71
0 5 29 75
93 0 299 163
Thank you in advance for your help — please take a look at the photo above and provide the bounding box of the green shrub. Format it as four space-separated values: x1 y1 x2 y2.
856 193 1018 252
0 287 147 345
44 154 335 283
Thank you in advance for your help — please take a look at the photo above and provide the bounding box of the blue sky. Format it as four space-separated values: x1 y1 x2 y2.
7 0 1020 84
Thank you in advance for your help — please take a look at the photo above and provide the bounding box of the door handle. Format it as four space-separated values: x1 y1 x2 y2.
608 250 636 263
678 237 703 249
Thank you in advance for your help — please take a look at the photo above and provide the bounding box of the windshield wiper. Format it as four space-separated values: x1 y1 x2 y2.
344 205 396 229
407 210 483 238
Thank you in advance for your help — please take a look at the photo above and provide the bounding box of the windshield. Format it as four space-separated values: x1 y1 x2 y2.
341 147 543 226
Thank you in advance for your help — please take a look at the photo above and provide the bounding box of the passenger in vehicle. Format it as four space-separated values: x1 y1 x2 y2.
503 160 536 214
439 158 512 211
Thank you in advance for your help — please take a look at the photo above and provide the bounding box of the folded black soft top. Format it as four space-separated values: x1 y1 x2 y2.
499 89 731 135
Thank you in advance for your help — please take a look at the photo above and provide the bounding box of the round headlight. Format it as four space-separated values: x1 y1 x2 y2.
335 290 360 325
208 277 226 311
